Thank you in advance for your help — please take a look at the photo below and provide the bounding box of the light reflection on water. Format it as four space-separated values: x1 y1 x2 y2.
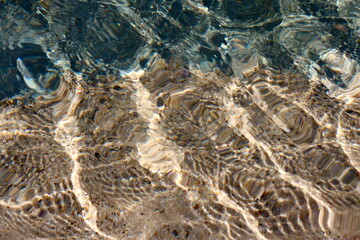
0 0 360 239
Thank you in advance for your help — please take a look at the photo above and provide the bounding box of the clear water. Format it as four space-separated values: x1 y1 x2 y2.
0 0 360 239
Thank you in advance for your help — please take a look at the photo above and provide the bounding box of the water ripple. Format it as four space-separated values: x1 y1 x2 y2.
1 0 360 239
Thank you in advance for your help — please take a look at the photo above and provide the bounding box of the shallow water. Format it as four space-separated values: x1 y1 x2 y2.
0 0 360 239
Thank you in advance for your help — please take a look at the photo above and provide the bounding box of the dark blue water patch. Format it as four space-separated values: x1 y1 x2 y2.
259 40 295 71
348 36 360 62
86 14 144 64
203 0 220 9
199 47 221 62
177 8 202 27
317 59 347 88
63 4 144 71
0 47 27 100
0 0 34 13
327 18 350 42
298 0 340 17
211 0 282 28
209 33 226 48
159 46 172 59
168 1 182 19
128 0 161 11
2 0 357 82
128 1 209 47
153 15 185 43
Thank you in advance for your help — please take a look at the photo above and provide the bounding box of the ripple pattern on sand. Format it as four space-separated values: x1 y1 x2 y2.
1 0 360 239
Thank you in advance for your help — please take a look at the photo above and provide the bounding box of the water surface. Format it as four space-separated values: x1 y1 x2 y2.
0 0 360 239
